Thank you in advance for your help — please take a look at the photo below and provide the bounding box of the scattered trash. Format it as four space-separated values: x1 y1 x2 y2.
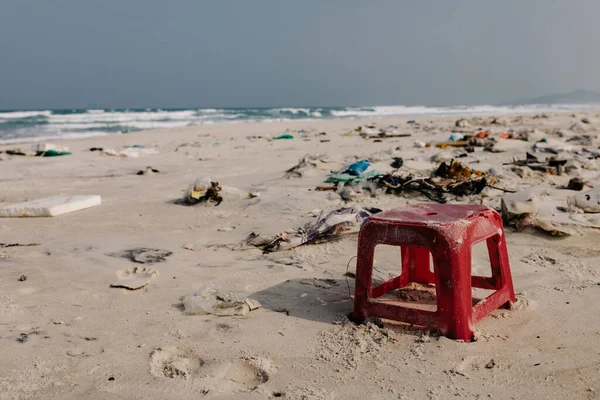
285 154 329 178
273 134 294 140
0 243 40 248
325 169 381 185
455 118 470 128
136 166 160 175
111 267 158 290
1 144 71 157
343 160 371 176
501 186 554 228
108 248 173 264
435 140 470 149
499 186 600 235
567 177 585 191
5 150 27 156
182 177 223 206
567 189 600 213
41 149 72 157
102 147 158 158
365 160 497 203
180 284 261 316
390 157 404 169
532 139 573 155
29 143 71 156
245 206 382 252
361 132 411 140
0 195 102 218
504 153 566 175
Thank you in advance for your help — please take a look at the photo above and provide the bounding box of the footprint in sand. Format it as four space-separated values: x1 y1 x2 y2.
150 347 272 390
150 347 204 379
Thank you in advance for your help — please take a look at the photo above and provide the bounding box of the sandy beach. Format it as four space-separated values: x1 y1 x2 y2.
1 112 600 400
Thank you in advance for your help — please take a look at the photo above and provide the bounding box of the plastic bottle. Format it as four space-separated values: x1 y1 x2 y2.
567 189 600 213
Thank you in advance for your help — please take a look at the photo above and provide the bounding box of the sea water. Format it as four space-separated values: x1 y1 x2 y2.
0 104 597 143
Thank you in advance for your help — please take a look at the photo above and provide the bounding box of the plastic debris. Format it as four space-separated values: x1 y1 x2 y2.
273 134 294 140
504 153 566 175
498 186 600 235
567 177 585 191
501 186 554 227
285 154 330 178
567 189 600 213
102 147 159 158
246 206 382 252
136 166 160 175
111 267 158 290
390 157 404 169
343 160 371 176
455 118 470 128
366 159 495 203
182 177 223 206
0 195 101 218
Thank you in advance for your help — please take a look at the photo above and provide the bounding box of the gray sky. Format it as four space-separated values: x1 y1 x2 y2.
1 0 598 109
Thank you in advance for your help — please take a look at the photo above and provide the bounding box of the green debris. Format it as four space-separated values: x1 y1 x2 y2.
273 134 294 140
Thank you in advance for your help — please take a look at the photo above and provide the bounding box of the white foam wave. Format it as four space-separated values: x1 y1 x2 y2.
0 130 112 145
48 110 198 124
269 108 311 115
0 110 52 119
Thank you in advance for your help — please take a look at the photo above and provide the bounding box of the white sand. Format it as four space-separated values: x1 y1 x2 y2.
1 112 600 399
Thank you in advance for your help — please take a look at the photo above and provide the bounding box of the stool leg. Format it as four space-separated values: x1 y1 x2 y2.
490 233 516 306
401 246 433 285
486 236 504 290
433 242 474 341
352 236 376 323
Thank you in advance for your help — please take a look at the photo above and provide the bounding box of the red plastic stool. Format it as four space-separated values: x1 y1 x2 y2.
352 203 515 341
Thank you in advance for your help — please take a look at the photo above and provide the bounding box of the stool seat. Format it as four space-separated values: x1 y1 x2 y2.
352 203 516 341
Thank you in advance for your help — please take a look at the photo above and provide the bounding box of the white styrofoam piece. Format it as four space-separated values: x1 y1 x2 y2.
0 195 102 217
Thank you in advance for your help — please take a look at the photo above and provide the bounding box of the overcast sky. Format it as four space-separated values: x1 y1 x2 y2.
1 0 598 109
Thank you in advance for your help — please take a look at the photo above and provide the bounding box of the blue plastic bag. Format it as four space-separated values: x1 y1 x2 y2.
343 160 371 176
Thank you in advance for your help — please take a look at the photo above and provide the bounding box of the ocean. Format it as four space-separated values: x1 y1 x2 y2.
0 104 597 143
